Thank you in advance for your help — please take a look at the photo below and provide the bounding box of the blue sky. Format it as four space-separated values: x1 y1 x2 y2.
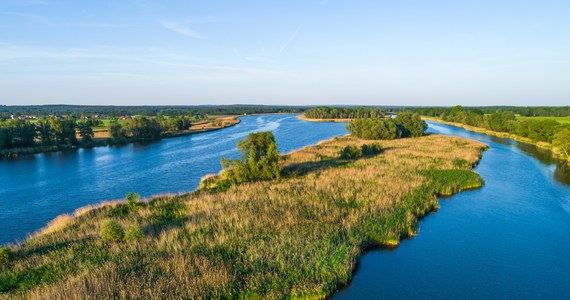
1 0 569 106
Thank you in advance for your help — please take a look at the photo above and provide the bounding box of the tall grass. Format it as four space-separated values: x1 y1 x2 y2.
0 134 486 299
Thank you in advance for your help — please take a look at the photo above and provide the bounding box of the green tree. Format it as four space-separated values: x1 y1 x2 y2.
76 120 94 141
99 220 124 242
552 129 570 160
395 112 427 137
221 131 281 184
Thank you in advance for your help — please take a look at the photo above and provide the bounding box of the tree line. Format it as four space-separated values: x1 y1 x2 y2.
0 115 200 152
0 105 305 119
346 112 427 140
304 107 386 119
440 106 570 161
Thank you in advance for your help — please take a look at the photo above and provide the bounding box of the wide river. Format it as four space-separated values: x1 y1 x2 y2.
1 115 569 298
0 114 347 244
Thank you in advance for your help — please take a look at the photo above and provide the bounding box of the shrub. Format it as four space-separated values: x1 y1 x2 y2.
361 143 382 156
340 145 362 159
0 247 9 265
126 192 141 211
125 224 144 241
99 220 124 242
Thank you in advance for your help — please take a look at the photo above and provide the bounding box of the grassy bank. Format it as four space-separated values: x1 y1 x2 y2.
424 116 568 162
0 134 486 299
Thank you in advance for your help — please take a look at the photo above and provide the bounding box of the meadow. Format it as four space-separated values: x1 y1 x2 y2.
516 115 570 124
0 134 486 299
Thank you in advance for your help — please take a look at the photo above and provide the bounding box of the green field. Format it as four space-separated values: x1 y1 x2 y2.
516 116 570 124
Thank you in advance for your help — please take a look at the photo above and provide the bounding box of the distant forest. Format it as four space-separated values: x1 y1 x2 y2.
2 105 569 119
0 105 306 118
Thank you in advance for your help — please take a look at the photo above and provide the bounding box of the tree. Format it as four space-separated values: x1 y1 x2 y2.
395 112 427 137
221 131 281 184
76 120 94 141
553 129 570 161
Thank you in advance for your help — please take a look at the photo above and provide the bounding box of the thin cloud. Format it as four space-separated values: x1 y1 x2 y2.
278 24 302 55
159 20 206 39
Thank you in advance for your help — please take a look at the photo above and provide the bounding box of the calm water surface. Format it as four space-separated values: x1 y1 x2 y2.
333 121 570 299
0 114 347 244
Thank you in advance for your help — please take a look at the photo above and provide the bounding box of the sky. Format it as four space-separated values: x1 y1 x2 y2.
0 0 569 106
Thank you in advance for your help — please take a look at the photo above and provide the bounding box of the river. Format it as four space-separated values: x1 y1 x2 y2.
0 114 348 244
1 116 569 298
332 120 570 299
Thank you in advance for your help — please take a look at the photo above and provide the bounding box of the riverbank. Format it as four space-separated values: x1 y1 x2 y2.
0 134 486 299
0 116 240 159
423 116 568 163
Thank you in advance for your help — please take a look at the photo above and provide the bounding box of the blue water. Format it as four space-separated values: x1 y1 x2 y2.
333 121 570 299
0 114 348 244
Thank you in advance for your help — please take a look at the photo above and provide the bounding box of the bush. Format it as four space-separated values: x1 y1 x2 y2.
99 220 124 242
0 247 9 265
361 143 382 156
125 224 144 241
340 145 362 159
126 192 141 211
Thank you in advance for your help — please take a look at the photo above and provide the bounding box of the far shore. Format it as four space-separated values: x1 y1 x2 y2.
0 116 240 159
424 116 568 163
296 114 353 122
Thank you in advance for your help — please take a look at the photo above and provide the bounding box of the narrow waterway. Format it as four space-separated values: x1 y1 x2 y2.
332 121 570 299
0 114 348 244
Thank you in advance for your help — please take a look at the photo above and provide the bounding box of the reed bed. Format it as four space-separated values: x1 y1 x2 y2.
0 134 486 299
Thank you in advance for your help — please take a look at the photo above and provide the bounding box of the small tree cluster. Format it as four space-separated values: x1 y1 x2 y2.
221 131 281 185
346 113 426 140
361 143 382 156
340 143 382 160
340 145 362 159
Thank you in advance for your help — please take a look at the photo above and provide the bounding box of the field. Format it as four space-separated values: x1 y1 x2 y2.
0 134 486 299
516 115 570 124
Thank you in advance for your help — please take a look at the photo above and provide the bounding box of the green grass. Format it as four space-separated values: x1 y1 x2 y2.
0 135 487 299
516 115 570 124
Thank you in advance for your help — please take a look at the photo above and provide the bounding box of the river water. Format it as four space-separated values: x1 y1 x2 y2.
0 114 348 244
332 121 570 299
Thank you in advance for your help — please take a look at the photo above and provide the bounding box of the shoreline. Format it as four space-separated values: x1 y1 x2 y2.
423 116 568 163
0 116 240 159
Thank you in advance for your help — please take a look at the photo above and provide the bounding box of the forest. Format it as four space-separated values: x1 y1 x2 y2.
304 106 386 119
0 105 305 119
